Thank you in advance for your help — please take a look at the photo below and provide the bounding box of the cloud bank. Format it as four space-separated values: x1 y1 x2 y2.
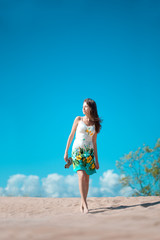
0 169 134 197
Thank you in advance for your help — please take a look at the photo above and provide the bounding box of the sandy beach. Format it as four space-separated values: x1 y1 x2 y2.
0 196 160 240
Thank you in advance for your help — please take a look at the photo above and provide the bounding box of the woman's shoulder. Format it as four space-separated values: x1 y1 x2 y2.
72 116 82 128
74 116 82 122
75 116 82 120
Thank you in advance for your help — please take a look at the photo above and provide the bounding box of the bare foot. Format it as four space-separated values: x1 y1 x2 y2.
83 205 89 214
80 200 84 213
82 201 89 214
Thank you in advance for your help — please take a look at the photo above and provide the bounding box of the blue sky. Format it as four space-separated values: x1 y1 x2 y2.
0 0 160 197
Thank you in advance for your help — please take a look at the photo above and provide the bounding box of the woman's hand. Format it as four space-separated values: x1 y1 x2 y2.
95 161 99 170
64 153 68 163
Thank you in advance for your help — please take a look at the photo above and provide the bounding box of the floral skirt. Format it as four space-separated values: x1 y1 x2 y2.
71 145 97 175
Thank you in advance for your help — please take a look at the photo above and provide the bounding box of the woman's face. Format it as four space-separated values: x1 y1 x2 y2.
82 102 90 116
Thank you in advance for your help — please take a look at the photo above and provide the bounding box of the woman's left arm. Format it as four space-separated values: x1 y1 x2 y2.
92 132 99 164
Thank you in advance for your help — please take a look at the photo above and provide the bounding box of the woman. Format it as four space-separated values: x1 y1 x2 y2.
64 98 102 214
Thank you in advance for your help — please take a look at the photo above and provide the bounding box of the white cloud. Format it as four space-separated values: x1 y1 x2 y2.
88 170 134 197
100 170 121 196
41 173 79 197
0 170 134 198
0 187 5 196
4 174 42 197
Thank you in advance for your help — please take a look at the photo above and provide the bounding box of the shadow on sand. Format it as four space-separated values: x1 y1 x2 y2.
88 201 160 214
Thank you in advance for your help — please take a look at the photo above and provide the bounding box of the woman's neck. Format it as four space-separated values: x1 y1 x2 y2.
84 115 92 122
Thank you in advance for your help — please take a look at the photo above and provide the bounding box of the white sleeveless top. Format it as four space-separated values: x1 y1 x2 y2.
72 118 96 151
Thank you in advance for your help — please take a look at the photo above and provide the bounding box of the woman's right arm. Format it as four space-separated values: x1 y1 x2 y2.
64 116 80 162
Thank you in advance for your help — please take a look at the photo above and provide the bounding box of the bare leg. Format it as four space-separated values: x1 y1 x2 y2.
80 174 89 210
81 172 89 212
84 173 89 206
77 170 89 214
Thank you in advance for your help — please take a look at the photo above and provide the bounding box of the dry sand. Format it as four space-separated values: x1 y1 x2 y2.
0 196 160 240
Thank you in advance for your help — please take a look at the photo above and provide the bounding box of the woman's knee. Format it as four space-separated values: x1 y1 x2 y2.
77 170 86 180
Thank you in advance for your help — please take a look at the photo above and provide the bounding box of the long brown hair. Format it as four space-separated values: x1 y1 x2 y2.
83 98 103 133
